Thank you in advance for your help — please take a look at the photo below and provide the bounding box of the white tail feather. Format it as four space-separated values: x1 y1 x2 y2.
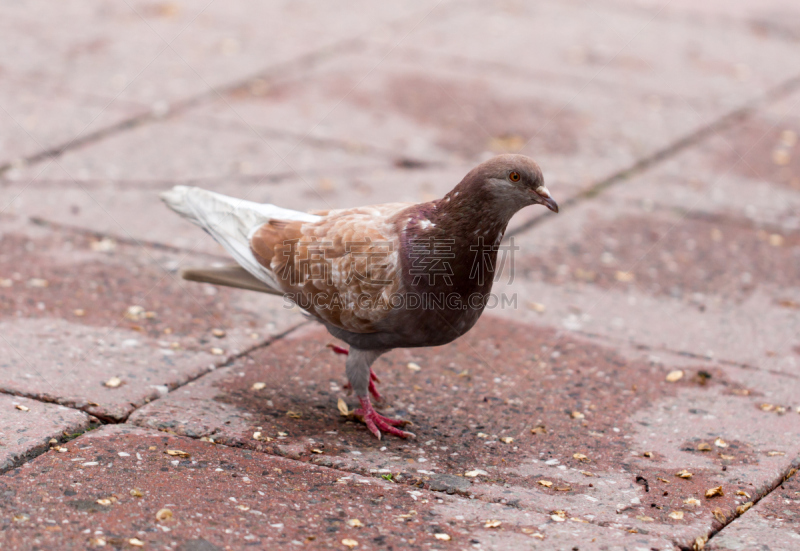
161 186 321 290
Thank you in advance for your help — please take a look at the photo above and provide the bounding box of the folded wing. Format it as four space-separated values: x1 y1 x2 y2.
250 204 411 333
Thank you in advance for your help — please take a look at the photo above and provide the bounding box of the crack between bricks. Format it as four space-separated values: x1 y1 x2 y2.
0 0 464 179
0 39 361 179
506 71 800 241
0 320 311 477
27 215 232 261
680 460 800 551
574 329 800 380
111 320 312 424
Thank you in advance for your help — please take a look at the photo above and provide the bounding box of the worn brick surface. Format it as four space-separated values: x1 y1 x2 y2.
0 394 93 474
0 1 432 105
2 0 800 548
129 316 800 548
0 424 674 550
0 219 303 420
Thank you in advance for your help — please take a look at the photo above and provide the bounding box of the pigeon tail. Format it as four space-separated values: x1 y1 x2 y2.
160 185 321 291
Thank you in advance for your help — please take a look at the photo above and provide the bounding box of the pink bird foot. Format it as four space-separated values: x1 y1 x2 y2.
354 396 415 440
329 344 383 401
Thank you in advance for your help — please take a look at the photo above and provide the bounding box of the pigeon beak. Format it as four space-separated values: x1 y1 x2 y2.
534 186 559 213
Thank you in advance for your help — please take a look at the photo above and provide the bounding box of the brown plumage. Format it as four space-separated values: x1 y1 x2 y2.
161 154 558 439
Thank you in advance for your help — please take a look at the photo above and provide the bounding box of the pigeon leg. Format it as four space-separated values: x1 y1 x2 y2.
345 348 414 439
331 344 382 401
353 395 415 440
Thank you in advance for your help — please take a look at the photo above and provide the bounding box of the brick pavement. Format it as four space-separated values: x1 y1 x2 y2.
1 1 799 549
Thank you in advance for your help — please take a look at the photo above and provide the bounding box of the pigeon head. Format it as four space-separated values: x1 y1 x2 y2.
465 154 558 214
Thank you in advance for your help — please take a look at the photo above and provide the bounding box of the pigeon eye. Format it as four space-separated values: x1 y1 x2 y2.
509 171 521 182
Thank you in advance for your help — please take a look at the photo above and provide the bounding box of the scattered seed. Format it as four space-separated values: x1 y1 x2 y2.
286 411 302 419
684 497 701 506
73 309 86 316
89 537 106 546
760 403 775 411
236 505 250 511
530 425 546 435
580 471 595 477
211 329 226 338
668 511 684 520
705 486 724 498
538 480 553 488
477 432 488 438
615 271 635 282
570 411 585 420
15 404 29 412
694 535 707 550
736 490 751 498
337 398 350 417
277 432 288 437
573 453 590 462
767 451 785 456
311 449 324 454
124 305 145 320
665 370 684 383
555 486 572 492
736 502 753 515
434 533 451 541
91 238 117 252
499 437 513 444
484 520 502 528
550 510 567 522
347 519 364 528
527 302 546 313
712 508 726 523
464 469 488 478
252 432 272 442
719 454 735 460
697 443 712 452
714 437 728 448
342 538 358 549
251 382 266 391
104 377 122 388
12 514 29 523
407 362 421 372
129 538 144 547
210 347 224 355
675 470 693 479
96 498 112 506
636 516 654 522
164 450 190 458
28 278 49 288
772 149 791 166
130 489 144 498
658 477 671 484
156 508 173 521
643 451 653 458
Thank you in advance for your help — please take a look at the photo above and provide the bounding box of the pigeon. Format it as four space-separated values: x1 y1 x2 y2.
161 154 557 439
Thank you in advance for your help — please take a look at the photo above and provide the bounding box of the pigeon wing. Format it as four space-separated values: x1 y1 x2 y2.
249 203 411 333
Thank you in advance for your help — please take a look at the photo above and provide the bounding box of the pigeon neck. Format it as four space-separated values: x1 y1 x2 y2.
433 180 520 242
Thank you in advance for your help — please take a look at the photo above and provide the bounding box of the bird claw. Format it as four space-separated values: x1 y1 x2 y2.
355 396 415 439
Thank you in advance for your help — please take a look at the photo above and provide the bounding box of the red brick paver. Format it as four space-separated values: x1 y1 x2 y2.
0 424 674 550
